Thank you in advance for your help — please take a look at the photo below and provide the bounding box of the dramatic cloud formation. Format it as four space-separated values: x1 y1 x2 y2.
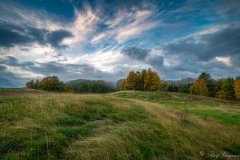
160 26 240 61
0 23 73 50
121 46 151 61
0 0 239 87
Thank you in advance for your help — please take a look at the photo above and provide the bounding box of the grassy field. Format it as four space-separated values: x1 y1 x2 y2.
0 91 240 159
0 88 40 92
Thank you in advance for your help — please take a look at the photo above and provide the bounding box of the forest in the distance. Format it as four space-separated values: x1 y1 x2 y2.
26 68 240 100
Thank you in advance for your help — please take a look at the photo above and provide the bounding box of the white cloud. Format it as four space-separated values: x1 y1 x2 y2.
92 9 160 44
216 56 231 66
65 4 100 45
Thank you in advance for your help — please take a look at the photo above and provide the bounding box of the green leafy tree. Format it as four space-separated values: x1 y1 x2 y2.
236 76 240 80
217 78 235 100
178 84 192 93
68 80 111 93
139 69 147 91
135 71 142 91
34 80 40 89
221 78 235 100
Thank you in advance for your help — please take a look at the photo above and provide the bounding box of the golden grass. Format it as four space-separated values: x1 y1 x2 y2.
0 91 240 159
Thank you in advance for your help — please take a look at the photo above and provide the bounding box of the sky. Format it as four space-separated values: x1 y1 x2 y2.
0 0 240 87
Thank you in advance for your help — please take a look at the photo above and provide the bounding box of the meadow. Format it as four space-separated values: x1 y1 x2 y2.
0 90 240 159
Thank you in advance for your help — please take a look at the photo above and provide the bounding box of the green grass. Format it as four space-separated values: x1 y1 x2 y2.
0 91 240 159
0 88 40 92
114 91 240 125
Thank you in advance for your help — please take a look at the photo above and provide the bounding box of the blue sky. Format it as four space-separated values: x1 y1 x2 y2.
0 0 240 87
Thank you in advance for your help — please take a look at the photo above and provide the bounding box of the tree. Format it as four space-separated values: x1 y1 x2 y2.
236 76 240 81
26 80 34 89
217 77 235 100
234 80 240 99
190 79 208 96
116 79 124 91
139 69 147 91
121 79 126 91
124 71 137 90
68 79 111 93
197 72 215 97
190 82 200 95
34 80 40 89
121 69 161 91
66 85 75 93
135 71 142 91
198 79 209 96
40 76 65 92
178 84 192 93
144 68 161 91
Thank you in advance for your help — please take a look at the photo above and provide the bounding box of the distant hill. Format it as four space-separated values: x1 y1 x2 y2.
163 77 196 86
67 79 115 88
66 79 89 84
66 79 116 93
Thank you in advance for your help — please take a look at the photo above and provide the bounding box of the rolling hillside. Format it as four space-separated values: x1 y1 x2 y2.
0 91 240 159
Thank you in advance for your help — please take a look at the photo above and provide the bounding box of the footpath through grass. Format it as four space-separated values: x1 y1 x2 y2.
0 91 240 159
115 91 240 125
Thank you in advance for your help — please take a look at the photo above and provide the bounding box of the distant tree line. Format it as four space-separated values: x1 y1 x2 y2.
26 76 74 93
120 68 161 91
189 72 240 100
161 72 240 100
161 84 193 94
26 77 115 93
161 77 195 93
118 69 240 100
67 79 115 93
26 72 240 100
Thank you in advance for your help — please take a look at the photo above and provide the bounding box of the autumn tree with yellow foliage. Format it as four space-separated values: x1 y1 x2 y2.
190 79 209 96
234 80 240 99
122 68 161 91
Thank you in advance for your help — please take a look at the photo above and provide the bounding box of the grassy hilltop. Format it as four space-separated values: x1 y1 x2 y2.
0 90 240 159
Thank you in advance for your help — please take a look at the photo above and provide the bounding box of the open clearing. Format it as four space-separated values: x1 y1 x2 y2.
0 91 240 160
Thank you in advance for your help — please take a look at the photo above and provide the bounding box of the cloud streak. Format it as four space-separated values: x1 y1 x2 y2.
0 23 73 50
0 0 240 87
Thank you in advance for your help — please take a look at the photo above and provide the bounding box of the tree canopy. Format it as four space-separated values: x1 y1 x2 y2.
122 69 161 91
234 80 240 99
26 76 73 93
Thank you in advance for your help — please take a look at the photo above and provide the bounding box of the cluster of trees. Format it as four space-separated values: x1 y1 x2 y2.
26 77 115 93
119 69 240 100
162 84 193 93
189 72 240 100
161 78 195 93
26 72 240 100
26 76 74 93
67 79 115 93
120 68 161 91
